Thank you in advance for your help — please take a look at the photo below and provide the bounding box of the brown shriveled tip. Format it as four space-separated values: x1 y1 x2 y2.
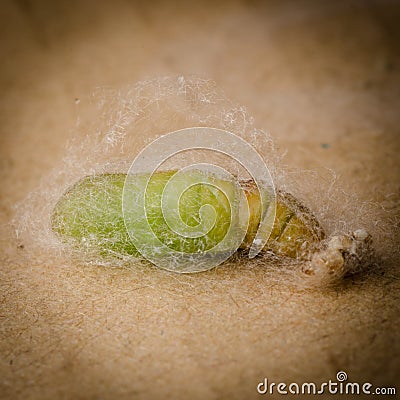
302 229 374 285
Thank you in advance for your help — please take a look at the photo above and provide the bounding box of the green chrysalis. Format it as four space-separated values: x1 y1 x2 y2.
51 171 324 261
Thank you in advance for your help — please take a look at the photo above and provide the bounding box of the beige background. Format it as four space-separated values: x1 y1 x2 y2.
1 1 399 399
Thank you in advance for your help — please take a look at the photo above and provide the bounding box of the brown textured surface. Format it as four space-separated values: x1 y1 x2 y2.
1 1 399 399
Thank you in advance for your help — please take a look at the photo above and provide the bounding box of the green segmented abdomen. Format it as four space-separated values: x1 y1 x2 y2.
255 189 324 257
51 172 324 259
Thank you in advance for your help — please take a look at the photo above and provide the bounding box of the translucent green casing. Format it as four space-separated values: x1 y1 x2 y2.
51 172 324 259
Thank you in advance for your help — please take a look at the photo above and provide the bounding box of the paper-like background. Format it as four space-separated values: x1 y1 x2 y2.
1 1 399 399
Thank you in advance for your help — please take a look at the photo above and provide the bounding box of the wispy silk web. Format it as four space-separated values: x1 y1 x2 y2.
13 76 397 287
